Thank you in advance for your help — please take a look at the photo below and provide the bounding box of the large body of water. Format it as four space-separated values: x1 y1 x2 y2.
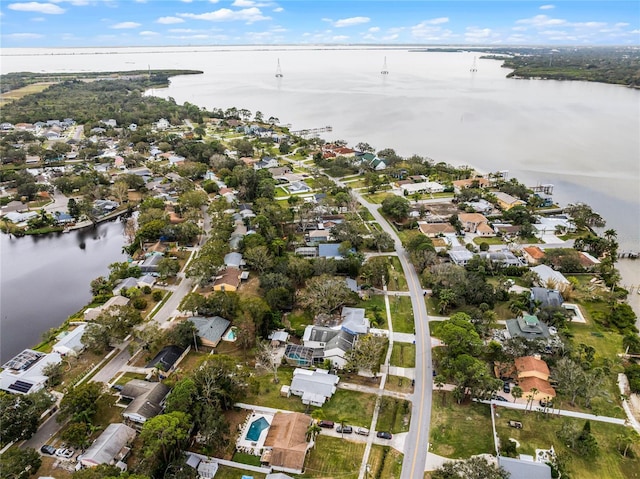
1 45 639 358
0 222 125 362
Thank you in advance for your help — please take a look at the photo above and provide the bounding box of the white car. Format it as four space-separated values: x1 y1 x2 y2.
55 448 74 459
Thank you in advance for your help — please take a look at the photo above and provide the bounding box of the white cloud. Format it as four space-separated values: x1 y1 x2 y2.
139 30 158 36
169 28 200 33
111 21 141 29
332 35 349 41
411 19 454 41
8 2 65 14
179 7 270 23
382 34 399 41
333 16 369 28
615 22 630 28
232 0 256 6
6 32 44 38
273 7 283 13
31 16 45 21
539 4 555 10
157 16 184 24
465 27 494 42
425 17 449 25
50 0 89 5
516 15 566 27
368 26 380 33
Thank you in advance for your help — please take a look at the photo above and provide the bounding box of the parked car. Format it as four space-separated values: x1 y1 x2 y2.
376 431 392 439
503 382 511 393
318 420 335 429
56 448 74 459
356 427 370 436
336 425 353 434
540 400 554 408
508 421 523 429
492 395 509 402
40 445 57 455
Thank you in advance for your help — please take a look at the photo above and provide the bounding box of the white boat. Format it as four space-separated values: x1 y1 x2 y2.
275 59 283 78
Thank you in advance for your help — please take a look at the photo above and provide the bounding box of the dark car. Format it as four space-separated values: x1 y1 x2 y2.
540 400 554 408
376 431 393 440
336 425 353 434
492 395 509 402
318 420 335 429
503 382 511 393
41 445 57 455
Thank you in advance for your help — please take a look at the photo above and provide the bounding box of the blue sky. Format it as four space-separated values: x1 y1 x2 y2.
1 1 638 47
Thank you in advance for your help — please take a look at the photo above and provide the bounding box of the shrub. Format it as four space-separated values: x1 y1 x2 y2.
132 297 148 310
152 290 164 302
142 285 152 294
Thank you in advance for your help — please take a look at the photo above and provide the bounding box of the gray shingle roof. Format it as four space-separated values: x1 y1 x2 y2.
188 316 231 344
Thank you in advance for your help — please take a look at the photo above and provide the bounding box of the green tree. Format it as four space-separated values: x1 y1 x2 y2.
58 382 103 423
157 258 180 279
61 422 92 449
165 378 197 415
0 391 53 445
345 334 388 375
432 456 509 479
298 274 354 316
381 196 410 222
140 412 191 472
511 386 523 403
0 448 42 479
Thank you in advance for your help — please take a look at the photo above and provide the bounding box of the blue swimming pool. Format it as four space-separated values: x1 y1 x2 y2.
245 416 269 441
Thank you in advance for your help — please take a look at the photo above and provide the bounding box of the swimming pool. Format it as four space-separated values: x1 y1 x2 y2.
245 416 269 442
223 327 238 342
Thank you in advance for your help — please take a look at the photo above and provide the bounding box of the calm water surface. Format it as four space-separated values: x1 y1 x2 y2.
1 46 639 355
0 221 125 362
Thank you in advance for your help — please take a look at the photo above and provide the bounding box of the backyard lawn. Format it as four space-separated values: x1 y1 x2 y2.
243 368 307 413
356 295 388 329
377 397 412 434
301 435 365 478
390 296 415 333
368 445 404 478
322 389 377 428
390 343 416 368
385 375 415 394
429 393 494 458
495 408 640 479
213 465 267 479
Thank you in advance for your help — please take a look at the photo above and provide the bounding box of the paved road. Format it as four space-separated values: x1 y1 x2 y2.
334 178 433 479
90 345 132 385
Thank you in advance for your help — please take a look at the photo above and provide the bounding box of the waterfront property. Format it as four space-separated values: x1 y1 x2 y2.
0 349 62 394
84 296 130 321
51 323 87 357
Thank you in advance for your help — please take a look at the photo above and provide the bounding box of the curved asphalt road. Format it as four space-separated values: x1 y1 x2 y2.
335 181 433 478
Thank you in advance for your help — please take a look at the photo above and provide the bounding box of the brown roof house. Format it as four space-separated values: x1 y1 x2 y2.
523 246 546 265
458 213 494 236
514 355 555 402
261 412 312 474
418 222 456 238
213 267 242 292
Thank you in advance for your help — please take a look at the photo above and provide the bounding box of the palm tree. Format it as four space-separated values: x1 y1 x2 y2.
434 375 446 406
311 409 325 423
306 422 322 443
511 386 523 403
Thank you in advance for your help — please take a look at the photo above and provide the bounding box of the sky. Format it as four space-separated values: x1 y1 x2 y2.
1 1 638 48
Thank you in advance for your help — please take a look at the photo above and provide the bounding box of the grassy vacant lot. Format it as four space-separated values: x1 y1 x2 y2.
495 408 640 479
369 445 404 478
286 309 314 337
363 192 395 204
322 389 377 427
390 296 415 333
302 435 365 478
429 393 494 458
391 343 416 368
243 368 307 413
34 456 73 479
385 375 414 394
377 397 412 434
472 236 505 246
213 465 266 479
387 256 409 291
0 82 55 105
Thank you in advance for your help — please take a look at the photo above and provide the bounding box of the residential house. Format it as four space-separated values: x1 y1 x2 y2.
213 267 241 292
224 252 245 269
498 456 552 479
493 223 522 239
533 216 575 235
302 326 355 368
307 229 331 244
288 368 339 406
0 350 62 395
494 192 526 211
356 152 386 171
140 253 163 273
294 246 318 258
452 177 490 193
418 222 456 238
120 380 170 425
52 324 87 357
399 181 445 195
457 212 494 236
465 199 493 213
317 243 344 260
506 314 551 340
578 251 601 270
340 307 369 335
530 287 564 309
479 250 525 267
268 330 290 347
261 412 312 474
187 316 231 348
254 157 279 170
531 264 570 292
3 211 38 224
84 296 130 321
137 274 157 289
154 118 171 130
284 344 318 367
113 277 140 296
287 181 311 194
448 248 474 266
514 355 556 401
522 246 546 265
146 345 187 376
268 166 292 178
80 423 137 469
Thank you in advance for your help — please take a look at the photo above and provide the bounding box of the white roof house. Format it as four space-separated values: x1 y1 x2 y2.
224 252 245 269
0 349 62 394
84 296 130 321
52 324 87 357
80 423 136 468
531 264 570 291
399 181 445 194
340 307 370 335
289 368 339 406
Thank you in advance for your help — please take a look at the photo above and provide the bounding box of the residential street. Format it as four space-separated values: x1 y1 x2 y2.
335 179 434 479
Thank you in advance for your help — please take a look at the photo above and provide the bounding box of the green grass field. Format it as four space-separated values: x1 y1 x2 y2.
377 397 412 434
301 435 365 478
495 408 640 479
243 368 307 412
429 393 494 458
322 389 377 428
369 445 404 478
390 296 415 333
390 343 416 368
